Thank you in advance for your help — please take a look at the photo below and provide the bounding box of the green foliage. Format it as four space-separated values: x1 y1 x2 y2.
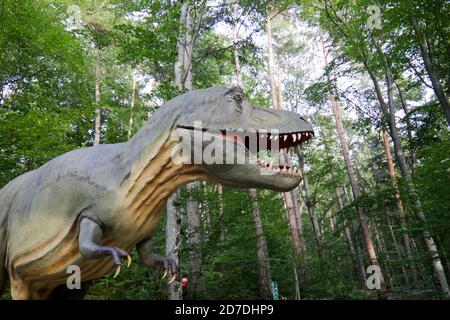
0 0 93 187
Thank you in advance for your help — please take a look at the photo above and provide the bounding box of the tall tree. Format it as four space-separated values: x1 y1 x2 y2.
410 7 450 125
266 8 306 256
233 4 273 298
370 31 450 297
165 0 194 300
320 34 385 289
127 71 137 140
381 130 418 284
249 189 273 298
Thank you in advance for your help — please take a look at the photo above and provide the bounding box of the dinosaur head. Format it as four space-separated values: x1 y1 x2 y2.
166 86 314 192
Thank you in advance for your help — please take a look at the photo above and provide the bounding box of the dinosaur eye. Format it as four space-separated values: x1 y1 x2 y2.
233 94 243 103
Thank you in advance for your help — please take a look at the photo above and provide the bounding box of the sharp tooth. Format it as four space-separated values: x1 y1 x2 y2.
297 133 301 140
292 134 297 142
283 135 288 141
305 132 309 137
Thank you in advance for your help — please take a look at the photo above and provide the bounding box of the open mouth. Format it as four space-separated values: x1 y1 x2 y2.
177 126 314 178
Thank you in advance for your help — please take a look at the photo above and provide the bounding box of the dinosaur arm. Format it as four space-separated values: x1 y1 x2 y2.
137 237 178 281
78 218 131 277
136 237 162 267
78 218 107 259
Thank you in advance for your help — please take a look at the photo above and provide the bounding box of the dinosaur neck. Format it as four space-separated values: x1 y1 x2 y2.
119 139 207 237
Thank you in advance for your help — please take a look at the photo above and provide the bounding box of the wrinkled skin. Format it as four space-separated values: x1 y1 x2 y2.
0 86 313 299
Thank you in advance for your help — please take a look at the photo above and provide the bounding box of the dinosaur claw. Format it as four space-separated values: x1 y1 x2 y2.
113 265 121 278
168 273 177 284
127 254 132 268
162 269 168 280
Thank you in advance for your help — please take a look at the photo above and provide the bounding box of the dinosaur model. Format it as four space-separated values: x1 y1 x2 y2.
0 86 313 299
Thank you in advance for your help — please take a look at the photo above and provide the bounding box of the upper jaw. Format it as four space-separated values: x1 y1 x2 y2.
176 126 314 149
184 128 312 181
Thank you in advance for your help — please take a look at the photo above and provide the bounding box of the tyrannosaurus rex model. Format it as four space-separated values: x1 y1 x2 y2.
0 86 313 299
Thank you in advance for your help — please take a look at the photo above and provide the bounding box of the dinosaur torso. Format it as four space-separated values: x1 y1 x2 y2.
0 136 207 297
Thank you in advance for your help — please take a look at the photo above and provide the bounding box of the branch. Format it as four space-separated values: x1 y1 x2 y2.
406 59 433 89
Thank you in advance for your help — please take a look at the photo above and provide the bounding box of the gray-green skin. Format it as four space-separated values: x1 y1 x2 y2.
0 86 313 299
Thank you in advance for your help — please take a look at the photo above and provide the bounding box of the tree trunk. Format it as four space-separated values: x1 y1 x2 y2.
201 182 211 229
127 71 137 140
174 1 193 90
327 209 335 232
383 207 410 286
283 191 304 254
321 123 366 284
231 10 273 297
232 2 242 88
94 48 101 146
266 12 307 299
337 185 366 285
371 218 394 289
186 183 205 298
394 80 417 176
370 36 450 295
294 201 305 251
181 1 204 298
381 130 418 284
331 95 383 286
166 191 182 300
411 17 450 126
266 10 282 110
249 189 273 299
435 235 450 277
320 34 384 289
217 184 224 241
293 266 301 300
266 8 306 257
297 147 322 253
166 0 196 300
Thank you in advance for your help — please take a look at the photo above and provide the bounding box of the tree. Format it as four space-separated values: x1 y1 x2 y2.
319 33 385 290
